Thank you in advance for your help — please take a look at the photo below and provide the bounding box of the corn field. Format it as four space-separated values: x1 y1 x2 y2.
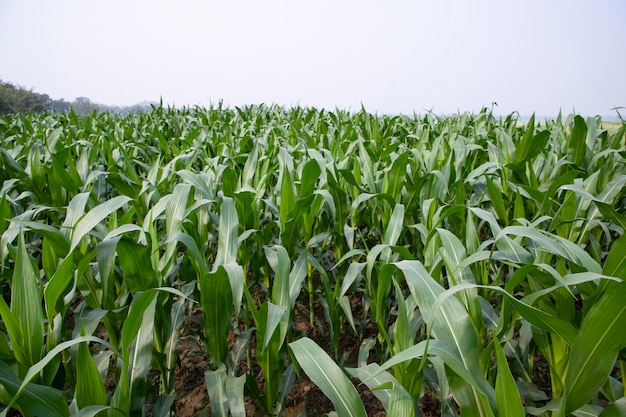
0 105 625 417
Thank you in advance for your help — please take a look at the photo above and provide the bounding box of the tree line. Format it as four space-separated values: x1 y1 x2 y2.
0 79 156 115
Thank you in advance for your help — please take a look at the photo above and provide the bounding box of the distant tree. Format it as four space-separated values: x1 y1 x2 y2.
50 98 71 113
1 79 157 115
71 97 97 115
0 80 48 114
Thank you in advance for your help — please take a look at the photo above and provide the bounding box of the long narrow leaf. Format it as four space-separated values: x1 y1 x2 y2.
290 337 367 417
560 281 626 416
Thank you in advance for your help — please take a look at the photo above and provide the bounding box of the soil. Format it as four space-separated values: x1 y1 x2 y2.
170 289 446 417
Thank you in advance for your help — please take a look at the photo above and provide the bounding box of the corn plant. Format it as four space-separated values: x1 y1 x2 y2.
1 106 625 417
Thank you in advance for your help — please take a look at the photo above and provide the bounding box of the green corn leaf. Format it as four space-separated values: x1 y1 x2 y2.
376 339 492 399
394 260 496 410
12 233 44 366
61 191 90 238
289 252 308 306
346 363 399 410
152 395 176 417
515 129 551 166
512 113 535 165
300 158 322 197
387 384 416 417
279 160 296 232
266 245 291 308
69 195 132 252
3 335 115 416
603 233 626 279
205 364 229 417
0 361 69 417
560 281 626 416
162 183 191 271
383 203 405 247
594 201 626 231
109 365 130 417
568 115 588 167
76 326 107 409
494 339 525 417
15 220 70 256
258 301 288 351
97 237 119 309
427 281 579 345
290 337 367 417
166 231 209 272
222 262 245 319
225 374 246 417
486 176 507 223
200 266 233 365
392 280 412 354
123 291 158 414
599 397 626 417
215 196 239 267
383 151 409 200
117 239 158 292
73 405 115 417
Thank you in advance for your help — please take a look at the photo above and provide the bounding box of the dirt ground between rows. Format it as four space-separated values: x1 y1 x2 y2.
172 298 444 417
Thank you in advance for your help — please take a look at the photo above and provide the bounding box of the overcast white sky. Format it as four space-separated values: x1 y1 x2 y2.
1 0 624 117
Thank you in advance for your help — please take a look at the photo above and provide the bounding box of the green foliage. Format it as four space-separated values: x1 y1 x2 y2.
0 106 625 416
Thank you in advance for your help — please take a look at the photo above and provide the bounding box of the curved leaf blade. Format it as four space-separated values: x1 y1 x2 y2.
290 337 367 417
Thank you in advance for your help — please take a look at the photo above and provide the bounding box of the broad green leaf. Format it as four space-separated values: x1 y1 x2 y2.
4 335 115 415
76 326 107 409
387 384 415 417
395 260 496 412
599 397 626 417
603 233 626 279
73 405 115 417
300 158 322 197
377 339 493 398
513 113 535 165
162 183 191 272
258 302 287 351
594 201 626 231
166 232 209 272
222 262 245 319
347 363 396 410
279 159 296 232
288 252 308 306
215 196 239 267
124 291 157 414
117 239 158 292
494 339 525 417
290 337 367 417
205 364 229 417
225 374 246 417
97 237 119 309
568 115 588 166
560 281 626 416
61 192 90 238
0 361 69 417
152 395 176 417
266 245 291 308
200 267 233 366
383 151 409 199
486 176 507 223
383 203 404 247
14 220 70 256
12 233 44 366
520 129 551 166
70 195 132 252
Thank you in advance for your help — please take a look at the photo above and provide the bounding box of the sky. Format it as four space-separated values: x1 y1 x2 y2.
1 0 624 118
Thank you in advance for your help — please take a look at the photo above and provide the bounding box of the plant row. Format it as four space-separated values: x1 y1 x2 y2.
0 105 625 416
